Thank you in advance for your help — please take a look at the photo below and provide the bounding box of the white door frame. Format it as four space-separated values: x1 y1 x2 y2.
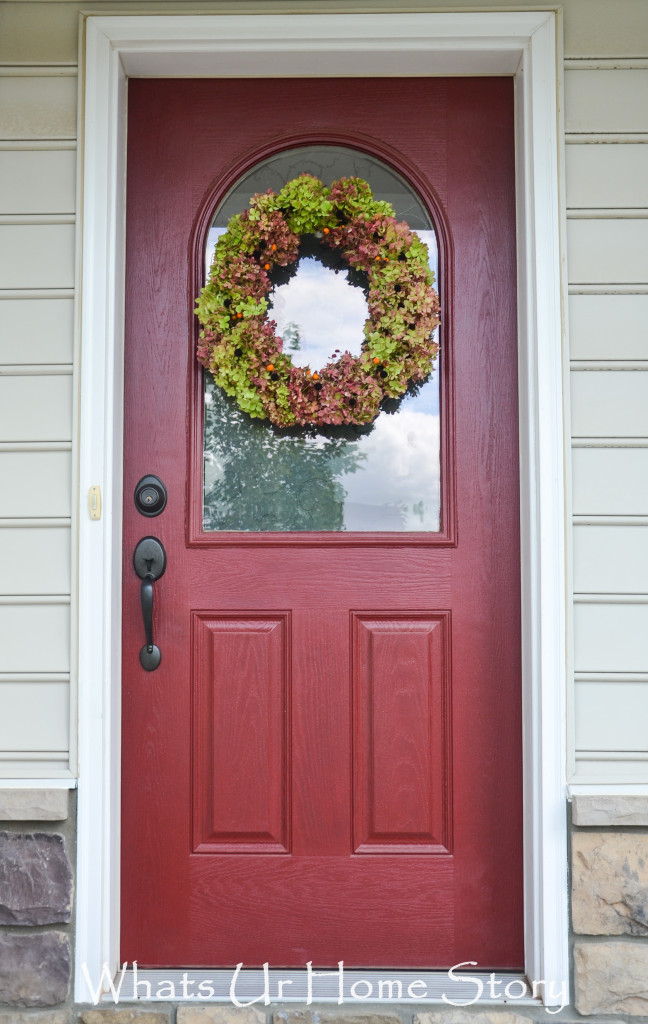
75 10 569 1004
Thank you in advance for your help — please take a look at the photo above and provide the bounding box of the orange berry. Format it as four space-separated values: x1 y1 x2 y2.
312 372 319 380
267 364 274 372
373 357 380 365
264 263 271 270
271 243 277 251
374 255 380 261
323 227 330 234
237 312 243 318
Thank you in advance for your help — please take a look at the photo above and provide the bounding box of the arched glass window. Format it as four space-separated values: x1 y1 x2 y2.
202 146 441 533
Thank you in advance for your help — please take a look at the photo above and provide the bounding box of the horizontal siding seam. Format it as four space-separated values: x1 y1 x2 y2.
0 289 74 298
0 214 75 225
564 59 648 69
0 443 72 452
569 285 648 294
575 672 648 681
0 519 71 527
0 595 70 605
574 595 648 604
0 673 69 682
0 141 77 151
0 365 73 375
566 134 648 144
0 66 77 77
574 516 648 525
567 209 648 219
0 752 69 760
0 136 76 143
576 751 648 761
572 439 648 448
570 361 648 370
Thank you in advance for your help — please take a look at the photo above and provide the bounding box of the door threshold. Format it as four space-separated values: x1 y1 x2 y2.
106 967 544 1006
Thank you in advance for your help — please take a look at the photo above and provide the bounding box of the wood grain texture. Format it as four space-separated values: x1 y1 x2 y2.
192 613 290 853
352 613 450 854
121 76 522 969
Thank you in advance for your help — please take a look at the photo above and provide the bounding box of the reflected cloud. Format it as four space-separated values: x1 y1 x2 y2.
270 259 368 368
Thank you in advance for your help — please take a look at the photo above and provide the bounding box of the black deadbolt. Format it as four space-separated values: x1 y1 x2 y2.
134 475 167 517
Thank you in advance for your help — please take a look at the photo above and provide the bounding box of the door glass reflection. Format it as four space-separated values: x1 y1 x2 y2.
202 147 441 533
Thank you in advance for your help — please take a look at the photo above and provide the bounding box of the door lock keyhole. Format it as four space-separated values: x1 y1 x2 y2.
134 475 167 517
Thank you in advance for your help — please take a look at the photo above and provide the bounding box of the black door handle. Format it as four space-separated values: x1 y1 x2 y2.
133 536 166 670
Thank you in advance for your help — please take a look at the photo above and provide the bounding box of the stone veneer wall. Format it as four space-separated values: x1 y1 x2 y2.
571 794 648 1017
3 792 648 1020
0 789 74 1008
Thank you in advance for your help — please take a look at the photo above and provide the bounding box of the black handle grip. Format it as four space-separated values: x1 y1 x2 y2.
133 536 166 672
141 575 155 653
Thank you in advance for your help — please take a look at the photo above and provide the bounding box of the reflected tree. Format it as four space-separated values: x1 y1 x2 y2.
203 373 368 531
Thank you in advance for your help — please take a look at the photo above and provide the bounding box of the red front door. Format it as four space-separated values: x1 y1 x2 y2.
121 77 523 969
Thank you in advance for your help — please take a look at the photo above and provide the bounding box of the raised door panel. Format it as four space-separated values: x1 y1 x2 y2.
192 612 290 853
352 612 450 854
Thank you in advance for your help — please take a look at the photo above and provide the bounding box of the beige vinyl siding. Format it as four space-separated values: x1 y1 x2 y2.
0 149 76 214
0 297 74 364
574 525 648 594
0 224 75 289
0 0 647 783
566 145 648 209
0 73 77 140
565 69 648 133
0 66 76 776
567 56 648 780
567 220 648 285
569 294 648 360
0 526 71 595
571 371 648 437
0 603 69 674
0 375 72 440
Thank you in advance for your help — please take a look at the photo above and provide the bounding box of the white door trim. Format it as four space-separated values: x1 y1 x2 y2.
75 9 569 1005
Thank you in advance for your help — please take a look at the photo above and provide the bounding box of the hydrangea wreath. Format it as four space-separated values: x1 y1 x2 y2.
195 174 440 428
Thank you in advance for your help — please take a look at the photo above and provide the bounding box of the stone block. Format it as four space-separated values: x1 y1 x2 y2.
0 1014 70 1024
415 1013 537 1024
0 931 71 1006
574 940 648 1015
572 794 648 826
79 1012 172 1023
275 1014 401 1024
178 1010 266 1024
572 831 648 935
0 831 73 925
0 788 68 821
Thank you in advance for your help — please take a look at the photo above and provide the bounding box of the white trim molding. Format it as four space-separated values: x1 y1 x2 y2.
76 10 568 1007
